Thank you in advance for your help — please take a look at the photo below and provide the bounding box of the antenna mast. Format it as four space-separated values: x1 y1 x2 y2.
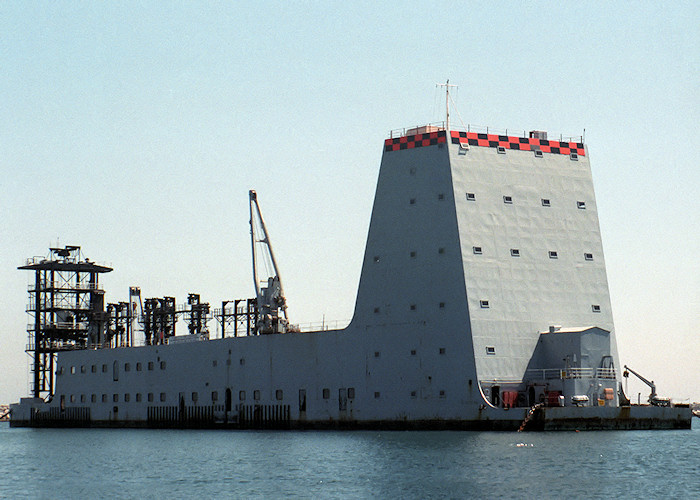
436 80 458 130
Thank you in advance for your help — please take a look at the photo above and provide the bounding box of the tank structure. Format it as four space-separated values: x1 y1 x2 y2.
17 246 112 399
9 121 692 430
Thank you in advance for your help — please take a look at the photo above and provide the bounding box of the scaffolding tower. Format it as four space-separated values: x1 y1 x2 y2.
18 246 112 399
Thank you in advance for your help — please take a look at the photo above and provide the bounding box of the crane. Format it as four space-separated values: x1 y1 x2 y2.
623 365 669 406
249 190 290 334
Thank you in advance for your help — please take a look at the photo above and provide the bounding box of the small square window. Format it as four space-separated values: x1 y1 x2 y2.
212 360 217 367
466 192 476 201
192 392 198 403
438 247 445 254
439 302 445 309
160 361 166 370
102 394 107 403
148 393 154 402
91 365 96 373
570 152 579 161
410 304 416 311
81 365 86 374
584 253 594 261
439 390 446 398
136 362 142 371
70 366 75 374
373 307 380 314
348 388 355 399
374 351 380 358
323 388 330 399
136 393 142 402
124 363 130 372
113 394 119 403
410 349 416 356
409 167 416 175
409 198 416 205
374 392 380 399
577 201 586 209
69 394 75 403
91 394 96 403
480 300 490 309
549 251 558 259
486 346 496 355
510 248 520 257
212 391 219 401
592 305 601 313
240 358 245 365
148 361 154 371
410 251 416 258
496 146 506 154
503 195 513 204
239 390 246 401
253 390 260 401
438 193 444 200
541 198 551 207
439 348 446 355
410 391 417 398
473 246 483 255
80 394 85 403
124 393 130 402
534 150 544 158
276 390 284 401
373 255 380 263
160 392 166 402
102 364 107 373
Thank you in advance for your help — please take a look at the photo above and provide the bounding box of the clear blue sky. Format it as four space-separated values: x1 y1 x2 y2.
1 1 698 404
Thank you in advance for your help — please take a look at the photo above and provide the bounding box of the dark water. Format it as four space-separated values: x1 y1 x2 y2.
1 420 698 499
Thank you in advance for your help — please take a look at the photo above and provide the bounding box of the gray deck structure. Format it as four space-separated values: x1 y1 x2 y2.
11 126 691 430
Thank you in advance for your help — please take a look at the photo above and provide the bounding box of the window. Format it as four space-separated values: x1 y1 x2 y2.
160 361 166 370
486 346 496 355
136 362 142 371
410 251 416 258
534 150 544 158
192 392 198 403
473 246 483 255
102 364 107 373
240 358 245 366
148 361 154 371
160 393 166 402
584 253 594 261
410 304 416 311
438 193 444 200
373 256 380 263
91 365 96 373
374 392 380 399
549 251 558 259
80 394 85 403
212 360 217 367
410 391 417 398
254 390 260 401
125 363 130 372
503 195 513 204
124 393 130 402
439 302 445 309
577 201 586 210
212 391 218 402
136 393 142 402
439 390 446 398
148 393 154 402
81 365 86 374
239 391 246 401
323 388 330 399
102 394 107 403
91 394 96 403
439 348 446 355
510 248 520 257
496 146 506 154
409 198 416 205
374 351 380 358
592 305 601 313
466 192 476 201
410 350 416 356
276 390 283 401
570 152 579 160
438 247 445 254
409 167 416 175
373 307 380 314
58 367 64 376
348 388 355 399
70 366 75 374
480 300 490 309
113 394 119 403
541 198 551 207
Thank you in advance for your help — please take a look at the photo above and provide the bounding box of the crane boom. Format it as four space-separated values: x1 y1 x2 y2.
623 365 658 404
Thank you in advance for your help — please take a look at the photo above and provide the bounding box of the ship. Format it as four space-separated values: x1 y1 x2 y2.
10 106 692 431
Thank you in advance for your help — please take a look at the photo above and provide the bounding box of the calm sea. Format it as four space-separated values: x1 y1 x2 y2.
0 420 698 499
